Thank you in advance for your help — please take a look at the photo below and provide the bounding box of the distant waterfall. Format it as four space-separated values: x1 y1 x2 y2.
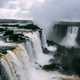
61 26 79 47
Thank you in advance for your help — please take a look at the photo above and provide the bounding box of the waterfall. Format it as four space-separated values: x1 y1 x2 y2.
0 31 37 80
60 26 79 48
1 30 79 80
41 29 48 48
0 31 52 80
0 43 31 80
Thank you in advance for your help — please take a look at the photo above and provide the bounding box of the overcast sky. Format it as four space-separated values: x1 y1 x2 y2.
0 0 45 20
0 0 80 29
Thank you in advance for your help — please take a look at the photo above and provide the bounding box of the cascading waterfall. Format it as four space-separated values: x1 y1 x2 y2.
0 31 52 80
0 43 31 80
23 31 53 66
0 31 38 80
61 26 79 47
0 31 58 80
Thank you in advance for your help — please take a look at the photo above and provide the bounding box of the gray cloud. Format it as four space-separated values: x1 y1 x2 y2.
0 0 10 8
0 0 18 10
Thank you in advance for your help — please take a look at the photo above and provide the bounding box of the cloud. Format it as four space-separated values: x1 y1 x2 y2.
0 0 10 8
0 0 47 20
0 8 16 19
0 0 35 20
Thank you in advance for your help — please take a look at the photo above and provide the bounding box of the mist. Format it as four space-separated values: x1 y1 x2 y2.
31 0 80 30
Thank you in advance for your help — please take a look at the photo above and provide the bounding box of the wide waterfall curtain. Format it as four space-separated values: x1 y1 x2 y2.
0 31 39 80
0 43 30 80
0 30 44 80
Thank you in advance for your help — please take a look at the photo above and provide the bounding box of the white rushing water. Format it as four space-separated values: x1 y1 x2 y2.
0 31 53 80
61 26 79 48
0 44 30 80
23 31 53 66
